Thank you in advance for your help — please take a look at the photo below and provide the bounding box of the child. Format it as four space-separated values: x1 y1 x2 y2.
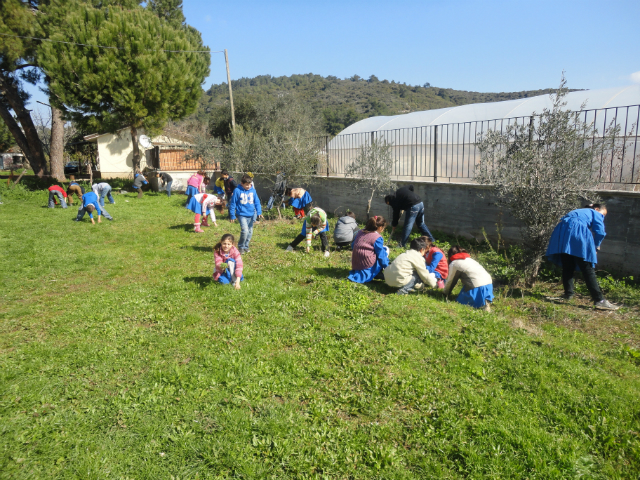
186 170 205 202
186 193 225 233
133 172 148 199
421 236 448 289
333 210 360 250
74 190 113 223
156 172 173 197
228 174 263 253
66 180 84 205
214 175 225 197
384 237 436 295
285 187 312 219
348 216 389 283
285 206 330 257
213 233 244 290
221 170 237 198
92 182 115 207
201 176 210 194
47 184 68 208
443 246 493 311
545 204 617 310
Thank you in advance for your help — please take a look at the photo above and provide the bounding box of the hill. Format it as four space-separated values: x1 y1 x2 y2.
195 73 572 136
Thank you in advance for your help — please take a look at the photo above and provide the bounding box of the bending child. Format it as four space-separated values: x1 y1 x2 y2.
214 175 225 197
156 172 173 197
66 180 84 205
133 172 148 199
421 236 448 289
74 190 113 223
384 237 436 295
285 187 312 219
443 246 493 311
47 184 68 208
333 210 359 250
92 182 115 206
213 233 244 290
286 206 330 257
545 204 617 310
228 174 263 253
348 216 389 283
186 193 225 233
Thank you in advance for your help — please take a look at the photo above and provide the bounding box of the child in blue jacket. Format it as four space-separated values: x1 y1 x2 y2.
74 191 113 223
228 174 263 254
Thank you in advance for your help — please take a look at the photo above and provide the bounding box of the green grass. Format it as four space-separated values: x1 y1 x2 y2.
1 184 639 479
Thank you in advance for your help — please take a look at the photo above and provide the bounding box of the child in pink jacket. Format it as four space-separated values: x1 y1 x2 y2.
213 233 244 289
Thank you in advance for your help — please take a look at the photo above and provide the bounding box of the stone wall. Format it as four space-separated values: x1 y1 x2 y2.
253 177 640 276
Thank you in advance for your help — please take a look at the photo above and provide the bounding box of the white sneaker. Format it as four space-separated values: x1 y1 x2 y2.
286 245 294 252
324 251 330 258
414 282 424 291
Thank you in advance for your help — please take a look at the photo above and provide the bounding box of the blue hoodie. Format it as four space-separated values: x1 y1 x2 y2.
228 185 262 220
81 191 102 218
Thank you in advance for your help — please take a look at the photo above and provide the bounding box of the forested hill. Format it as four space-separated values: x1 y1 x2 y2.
196 73 568 135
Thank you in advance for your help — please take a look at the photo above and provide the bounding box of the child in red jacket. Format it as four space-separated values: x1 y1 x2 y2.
421 236 448 289
48 185 68 208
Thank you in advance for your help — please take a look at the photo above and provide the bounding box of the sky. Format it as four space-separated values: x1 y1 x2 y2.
25 0 640 111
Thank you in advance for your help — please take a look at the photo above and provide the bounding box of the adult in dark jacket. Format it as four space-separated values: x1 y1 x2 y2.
385 185 434 247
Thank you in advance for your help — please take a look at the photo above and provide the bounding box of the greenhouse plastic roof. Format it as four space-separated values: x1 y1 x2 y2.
336 85 640 135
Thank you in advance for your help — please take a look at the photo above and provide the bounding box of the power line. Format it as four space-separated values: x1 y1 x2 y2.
0 33 219 53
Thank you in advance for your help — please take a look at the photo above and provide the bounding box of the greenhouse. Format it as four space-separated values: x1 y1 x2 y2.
327 85 640 188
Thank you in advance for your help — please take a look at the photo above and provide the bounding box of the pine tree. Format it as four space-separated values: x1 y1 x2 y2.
0 0 49 176
38 1 210 172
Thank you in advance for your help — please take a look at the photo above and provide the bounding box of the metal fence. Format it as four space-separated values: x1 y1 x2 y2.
324 104 640 191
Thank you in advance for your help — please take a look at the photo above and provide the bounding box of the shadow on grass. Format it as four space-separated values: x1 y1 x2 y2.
169 223 195 231
181 246 212 252
183 276 213 288
314 267 350 279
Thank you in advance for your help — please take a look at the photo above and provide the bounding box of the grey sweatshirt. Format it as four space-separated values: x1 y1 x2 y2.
333 216 360 243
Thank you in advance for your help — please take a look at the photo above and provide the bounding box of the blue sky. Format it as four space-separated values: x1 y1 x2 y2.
26 0 640 110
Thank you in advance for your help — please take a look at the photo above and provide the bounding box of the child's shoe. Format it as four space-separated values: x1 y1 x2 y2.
286 246 294 252
436 279 445 289
201 218 210 227
324 251 330 258
194 224 204 233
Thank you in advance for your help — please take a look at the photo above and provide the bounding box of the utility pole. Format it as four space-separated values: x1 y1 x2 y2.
224 49 236 131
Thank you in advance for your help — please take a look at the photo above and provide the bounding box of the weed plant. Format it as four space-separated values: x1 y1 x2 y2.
0 188 639 478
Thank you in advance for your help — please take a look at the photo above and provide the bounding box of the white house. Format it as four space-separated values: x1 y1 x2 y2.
84 128 217 190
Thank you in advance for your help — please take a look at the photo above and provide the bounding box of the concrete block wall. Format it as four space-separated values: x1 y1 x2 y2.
253 177 640 276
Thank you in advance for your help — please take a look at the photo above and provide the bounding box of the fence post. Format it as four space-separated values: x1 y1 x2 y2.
325 135 329 177
528 116 534 144
433 125 438 183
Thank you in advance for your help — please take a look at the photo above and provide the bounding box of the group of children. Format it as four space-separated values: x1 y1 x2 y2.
48 169 616 311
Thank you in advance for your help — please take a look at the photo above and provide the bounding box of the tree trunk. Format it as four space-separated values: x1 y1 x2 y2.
0 72 48 177
366 189 375 218
50 105 66 181
525 255 542 288
130 125 141 173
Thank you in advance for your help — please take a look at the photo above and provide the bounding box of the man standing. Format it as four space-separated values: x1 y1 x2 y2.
385 185 434 247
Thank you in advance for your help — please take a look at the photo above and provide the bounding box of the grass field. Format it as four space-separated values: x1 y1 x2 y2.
1 183 639 479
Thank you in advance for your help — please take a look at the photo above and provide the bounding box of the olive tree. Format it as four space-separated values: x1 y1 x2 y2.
344 138 396 217
221 95 324 184
475 77 621 285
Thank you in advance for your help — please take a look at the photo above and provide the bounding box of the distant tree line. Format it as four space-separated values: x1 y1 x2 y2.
196 73 576 136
